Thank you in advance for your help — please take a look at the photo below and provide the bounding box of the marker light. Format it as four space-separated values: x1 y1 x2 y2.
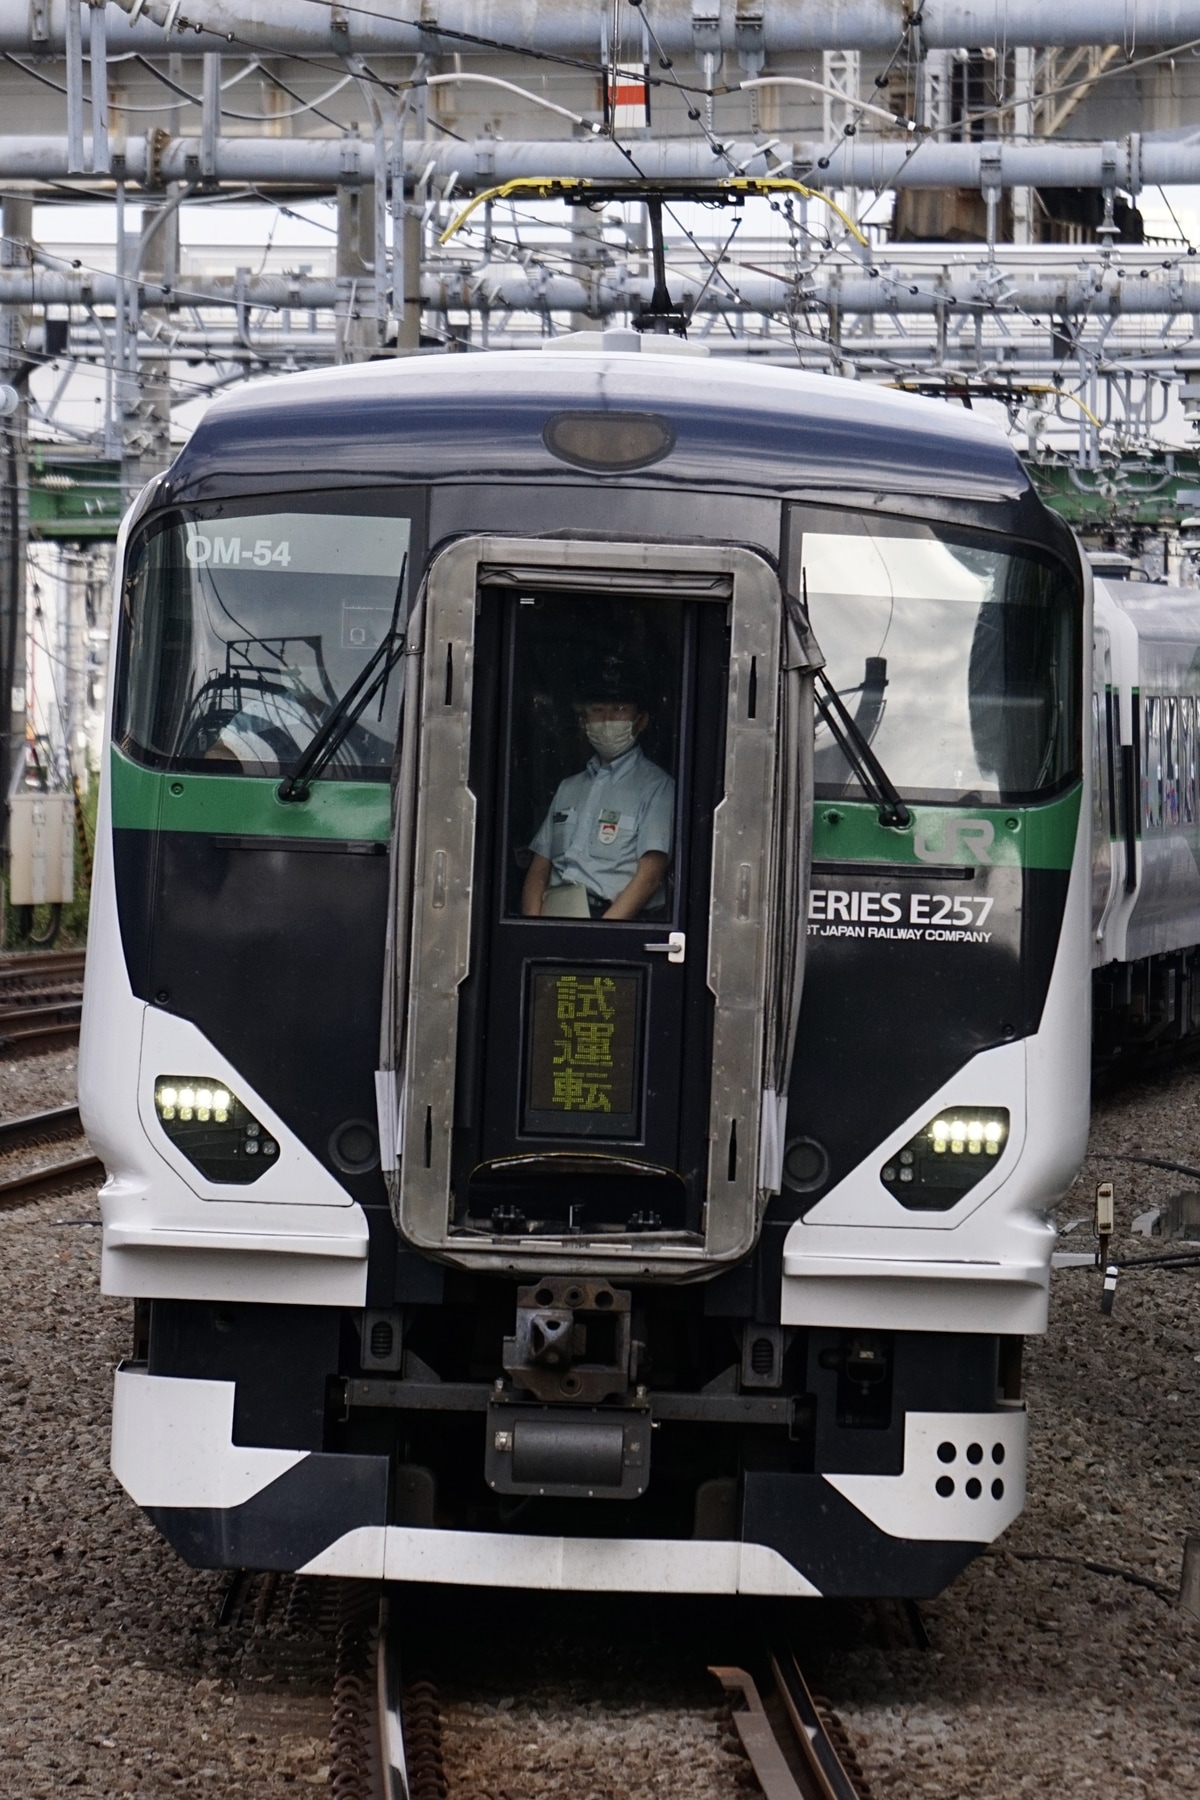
154 1074 278 1185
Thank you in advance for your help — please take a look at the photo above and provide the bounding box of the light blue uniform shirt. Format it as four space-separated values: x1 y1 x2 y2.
530 744 675 904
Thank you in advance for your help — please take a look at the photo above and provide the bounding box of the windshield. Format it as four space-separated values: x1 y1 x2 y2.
790 508 1081 806
117 499 416 779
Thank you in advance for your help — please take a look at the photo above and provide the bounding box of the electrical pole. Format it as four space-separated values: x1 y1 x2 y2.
0 193 30 946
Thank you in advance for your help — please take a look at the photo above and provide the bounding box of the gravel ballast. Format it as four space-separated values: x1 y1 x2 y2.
2 1047 1200 1795
2 1046 79 1118
1 1052 335 1798
822 1062 1200 1798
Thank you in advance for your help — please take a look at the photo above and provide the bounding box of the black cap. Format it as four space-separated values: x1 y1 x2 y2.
575 653 650 712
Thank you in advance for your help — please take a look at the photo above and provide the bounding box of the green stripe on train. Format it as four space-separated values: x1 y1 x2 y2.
812 786 1081 871
111 748 1080 869
109 747 392 841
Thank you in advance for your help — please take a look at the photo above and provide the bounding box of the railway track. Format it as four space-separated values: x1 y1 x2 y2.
328 1591 419 1800
328 1593 870 1800
0 1104 102 1209
0 950 86 1055
0 948 86 988
713 1651 871 1800
0 1102 82 1152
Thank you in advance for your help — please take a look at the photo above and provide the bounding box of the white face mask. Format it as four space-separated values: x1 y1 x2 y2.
585 719 638 760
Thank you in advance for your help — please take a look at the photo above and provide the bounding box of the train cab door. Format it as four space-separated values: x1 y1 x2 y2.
390 537 786 1278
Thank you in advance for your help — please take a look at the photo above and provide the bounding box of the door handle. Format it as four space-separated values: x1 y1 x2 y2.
644 930 686 964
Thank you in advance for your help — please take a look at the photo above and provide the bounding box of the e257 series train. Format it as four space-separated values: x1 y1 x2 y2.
82 339 1112 1600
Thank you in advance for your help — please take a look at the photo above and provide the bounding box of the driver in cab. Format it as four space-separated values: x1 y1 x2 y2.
521 656 675 921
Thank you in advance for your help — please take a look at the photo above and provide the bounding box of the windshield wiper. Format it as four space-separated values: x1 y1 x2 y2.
814 671 911 827
803 572 911 829
278 554 408 803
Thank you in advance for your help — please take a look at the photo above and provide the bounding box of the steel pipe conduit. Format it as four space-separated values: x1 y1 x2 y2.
12 0 1200 57
10 265 1200 318
448 267 1200 317
0 134 1199 192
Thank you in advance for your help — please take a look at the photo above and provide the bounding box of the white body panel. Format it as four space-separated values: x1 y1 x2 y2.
301 1528 823 1596
783 633 1092 1336
826 1408 1026 1540
79 494 369 1309
112 1367 306 1506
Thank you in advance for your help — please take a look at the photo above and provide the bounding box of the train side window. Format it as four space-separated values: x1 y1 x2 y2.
1143 695 1162 832
1090 689 1112 937
503 595 684 922
1111 695 1125 847
1165 697 1180 828
1091 692 1106 842
1184 697 1197 826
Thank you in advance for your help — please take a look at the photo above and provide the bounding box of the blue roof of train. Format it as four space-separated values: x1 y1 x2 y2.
162 348 1031 507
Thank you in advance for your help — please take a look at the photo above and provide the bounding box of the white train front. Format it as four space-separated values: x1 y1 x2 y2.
81 345 1095 1597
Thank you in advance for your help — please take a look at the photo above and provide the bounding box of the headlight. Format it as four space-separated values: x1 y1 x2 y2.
881 1107 1010 1211
154 1075 278 1184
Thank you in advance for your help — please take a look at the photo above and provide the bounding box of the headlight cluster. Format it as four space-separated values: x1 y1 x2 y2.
154 1075 278 1184
881 1106 1009 1211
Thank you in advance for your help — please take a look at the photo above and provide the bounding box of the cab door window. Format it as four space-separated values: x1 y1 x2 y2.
502 594 685 922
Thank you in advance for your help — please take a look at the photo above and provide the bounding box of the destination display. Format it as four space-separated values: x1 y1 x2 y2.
524 968 641 1137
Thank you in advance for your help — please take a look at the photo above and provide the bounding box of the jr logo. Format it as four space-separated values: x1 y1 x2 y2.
913 818 996 865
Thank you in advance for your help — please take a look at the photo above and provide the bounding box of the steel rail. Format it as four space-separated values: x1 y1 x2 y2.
0 1151 103 1209
0 1103 82 1152
341 1601 863 1799
712 1651 869 1800
0 1018 83 1057
0 950 86 985
0 999 82 1028
328 1592 426 1800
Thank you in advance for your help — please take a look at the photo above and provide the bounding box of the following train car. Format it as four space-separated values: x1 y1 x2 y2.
1092 577 1200 1056
82 336 1091 1599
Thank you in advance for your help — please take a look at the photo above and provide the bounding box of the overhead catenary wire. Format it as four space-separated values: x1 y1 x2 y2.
417 72 601 134
733 76 903 129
